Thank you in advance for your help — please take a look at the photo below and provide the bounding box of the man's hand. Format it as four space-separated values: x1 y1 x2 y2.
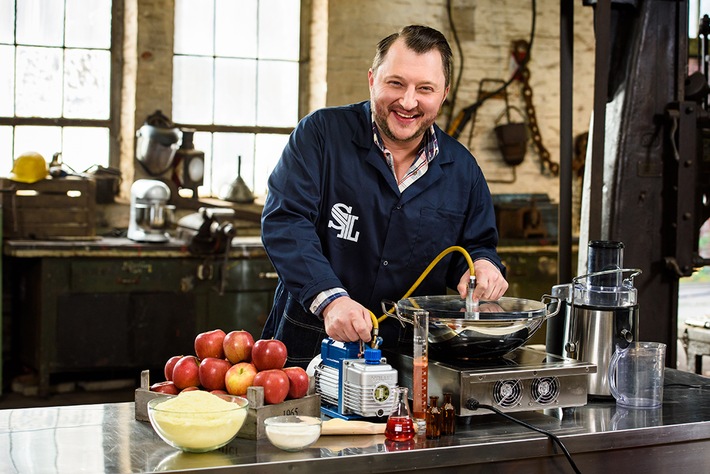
457 259 508 302
322 296 373 343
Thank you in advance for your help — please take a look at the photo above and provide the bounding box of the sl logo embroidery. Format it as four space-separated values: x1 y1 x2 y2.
328 203 360 242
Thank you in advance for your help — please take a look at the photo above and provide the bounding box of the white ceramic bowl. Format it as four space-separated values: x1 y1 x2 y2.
264 415 322 451
148 392 248 453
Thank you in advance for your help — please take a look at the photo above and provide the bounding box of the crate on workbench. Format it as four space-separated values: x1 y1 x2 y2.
134 370 322 440
0 177 96 239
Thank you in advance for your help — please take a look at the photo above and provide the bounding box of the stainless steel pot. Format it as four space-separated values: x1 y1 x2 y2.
383 295 560 360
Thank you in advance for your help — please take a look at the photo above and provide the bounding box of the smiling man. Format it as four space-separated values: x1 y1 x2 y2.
260 25 508 369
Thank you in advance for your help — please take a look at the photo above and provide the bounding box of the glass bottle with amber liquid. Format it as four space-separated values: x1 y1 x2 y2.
441 392 456 435
425 395 441 439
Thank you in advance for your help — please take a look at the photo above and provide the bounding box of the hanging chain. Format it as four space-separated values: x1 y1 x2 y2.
514 40 560 177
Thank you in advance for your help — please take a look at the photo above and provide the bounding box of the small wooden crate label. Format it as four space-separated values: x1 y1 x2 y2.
0 177 96 239
134 370 321 440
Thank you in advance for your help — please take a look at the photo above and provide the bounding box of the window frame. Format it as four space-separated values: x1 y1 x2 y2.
171 0 309 198
0 0 123 169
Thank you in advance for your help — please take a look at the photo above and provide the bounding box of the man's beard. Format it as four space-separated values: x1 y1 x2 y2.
373 103 432 144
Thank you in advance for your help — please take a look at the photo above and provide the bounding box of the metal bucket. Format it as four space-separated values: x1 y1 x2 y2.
383 295 560 360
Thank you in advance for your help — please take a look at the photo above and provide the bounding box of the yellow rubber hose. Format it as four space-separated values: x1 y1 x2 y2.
368 245 475 346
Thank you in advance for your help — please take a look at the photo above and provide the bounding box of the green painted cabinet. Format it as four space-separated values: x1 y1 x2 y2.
7 245 277 396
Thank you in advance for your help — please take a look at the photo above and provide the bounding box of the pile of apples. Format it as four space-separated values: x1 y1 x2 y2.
150 329 309 405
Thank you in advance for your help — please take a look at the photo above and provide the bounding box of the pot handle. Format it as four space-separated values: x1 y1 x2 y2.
540 294 561 320
380 299 406 327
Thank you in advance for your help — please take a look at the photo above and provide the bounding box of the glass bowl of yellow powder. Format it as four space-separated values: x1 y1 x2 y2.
148 390 249 453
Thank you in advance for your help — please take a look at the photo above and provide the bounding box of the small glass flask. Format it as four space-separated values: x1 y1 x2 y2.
385 386 416 442
425 395 441 440
441 392 456 435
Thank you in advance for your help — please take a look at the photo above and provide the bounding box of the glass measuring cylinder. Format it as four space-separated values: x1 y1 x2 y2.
411 309 429 422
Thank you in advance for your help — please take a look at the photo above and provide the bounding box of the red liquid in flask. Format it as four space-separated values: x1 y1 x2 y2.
385 416 416 442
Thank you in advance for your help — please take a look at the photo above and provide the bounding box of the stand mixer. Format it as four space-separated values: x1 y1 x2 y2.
127 179 175 243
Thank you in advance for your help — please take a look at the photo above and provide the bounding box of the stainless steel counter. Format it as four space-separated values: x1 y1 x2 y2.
1 369 709 473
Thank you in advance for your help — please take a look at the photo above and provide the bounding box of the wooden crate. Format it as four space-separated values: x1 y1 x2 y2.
0 177 96 239
135 370 322 440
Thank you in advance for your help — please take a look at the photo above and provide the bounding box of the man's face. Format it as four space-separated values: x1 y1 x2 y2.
369 39 449 148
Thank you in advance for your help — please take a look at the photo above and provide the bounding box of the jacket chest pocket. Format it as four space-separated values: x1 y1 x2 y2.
408 207 465 265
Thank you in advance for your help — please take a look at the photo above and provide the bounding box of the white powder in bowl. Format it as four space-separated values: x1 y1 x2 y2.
149 391 248 452
264 416 322 451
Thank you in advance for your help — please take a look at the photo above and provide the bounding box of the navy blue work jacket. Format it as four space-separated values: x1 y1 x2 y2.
260 101 504 367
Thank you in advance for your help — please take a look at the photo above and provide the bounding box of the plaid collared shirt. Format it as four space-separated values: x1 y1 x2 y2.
372 118 439 192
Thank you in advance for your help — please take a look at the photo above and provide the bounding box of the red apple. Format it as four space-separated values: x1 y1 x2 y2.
210 389 228 395
172 355 200 390
252 369 290 405
198 357 232 391
195 329 226 360
164 355 182 381
223 330 255 364
150 381 179 395
225 362 258 396
181 386 200 392
251 339 288 371
283 366 309 399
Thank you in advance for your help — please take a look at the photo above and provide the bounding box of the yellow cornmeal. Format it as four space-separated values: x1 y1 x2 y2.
151 391 247 451
158 390 237 412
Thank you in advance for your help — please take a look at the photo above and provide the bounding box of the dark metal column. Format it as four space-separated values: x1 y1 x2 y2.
589 0 611 241
548 0 575 357
605 0 687 367
559 0 574 285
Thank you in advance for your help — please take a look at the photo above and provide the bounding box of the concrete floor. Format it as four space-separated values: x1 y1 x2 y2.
0 386 136 410
0 373 137 410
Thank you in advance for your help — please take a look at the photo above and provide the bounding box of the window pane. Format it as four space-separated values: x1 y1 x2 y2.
257 60 298 127
258 0 300 60
0 126 12 172
254 133 288 196
0 45 14 116
174 0 214 55
65 0 112 49
173 56 214 124
215 0 257 58
214 58 256 125
0 0 15 44
212 132 254 198
64 49 110 119
63 127 109 171
14 126 61 163
16 0 64 47
16 46 62 117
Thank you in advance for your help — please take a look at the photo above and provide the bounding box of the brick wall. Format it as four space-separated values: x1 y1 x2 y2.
119 0 176 194
121 0 596 208
323 0 596 203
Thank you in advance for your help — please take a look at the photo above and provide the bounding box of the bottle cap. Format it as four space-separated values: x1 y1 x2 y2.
364 347 381 364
